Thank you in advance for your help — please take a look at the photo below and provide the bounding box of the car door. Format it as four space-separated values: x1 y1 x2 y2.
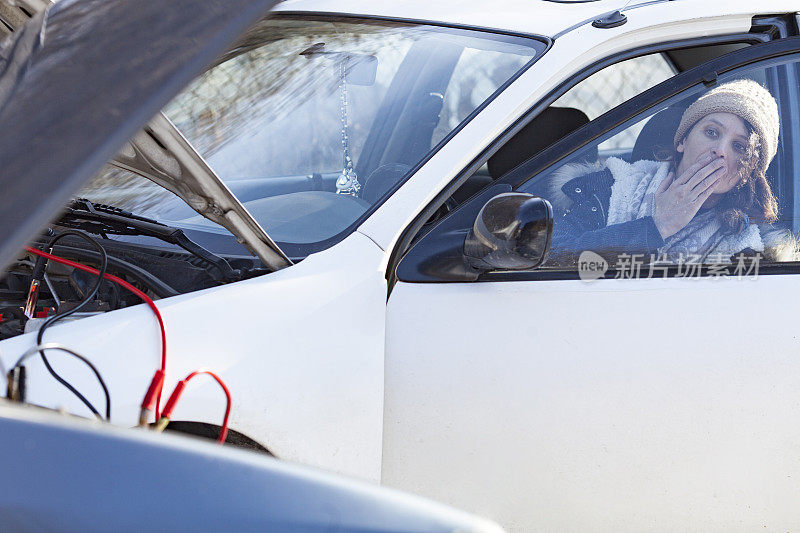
383 37 800 531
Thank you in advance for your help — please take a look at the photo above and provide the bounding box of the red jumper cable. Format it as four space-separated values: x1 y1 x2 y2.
156 369 232 443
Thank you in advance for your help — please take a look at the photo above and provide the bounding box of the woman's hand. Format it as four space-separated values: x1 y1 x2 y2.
652 152 725 239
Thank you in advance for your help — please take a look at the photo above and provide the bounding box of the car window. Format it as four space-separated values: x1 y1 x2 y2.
518 56 799 275
432 47 530 147
553 54 674 154
554 53 675 120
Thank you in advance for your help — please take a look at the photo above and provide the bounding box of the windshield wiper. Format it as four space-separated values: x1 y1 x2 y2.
58 199 241 282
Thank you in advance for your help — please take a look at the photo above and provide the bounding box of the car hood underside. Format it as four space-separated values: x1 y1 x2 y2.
0 0 284 273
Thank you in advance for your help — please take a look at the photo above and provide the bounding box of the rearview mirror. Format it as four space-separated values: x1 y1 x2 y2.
341 54 377 86
300 43 378 86
463 193 552 272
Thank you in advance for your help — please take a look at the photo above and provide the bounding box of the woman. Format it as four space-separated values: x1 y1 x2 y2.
548 79 794 264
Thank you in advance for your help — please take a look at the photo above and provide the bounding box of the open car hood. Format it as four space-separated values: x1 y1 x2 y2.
112 113 292 270
0 0 285 272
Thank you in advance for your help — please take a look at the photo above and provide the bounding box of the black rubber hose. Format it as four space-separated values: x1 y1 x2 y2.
50 244 179 299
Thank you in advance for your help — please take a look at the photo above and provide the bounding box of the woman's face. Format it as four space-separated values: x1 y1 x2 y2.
676 112 754 203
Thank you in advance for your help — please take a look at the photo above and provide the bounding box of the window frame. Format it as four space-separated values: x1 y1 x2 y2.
393 34 800 285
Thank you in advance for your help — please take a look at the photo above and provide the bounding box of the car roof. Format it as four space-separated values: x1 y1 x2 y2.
273 0 797 38
274 0 663 37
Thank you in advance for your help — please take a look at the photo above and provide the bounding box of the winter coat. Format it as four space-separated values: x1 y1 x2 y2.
548 162 665 259
545 158 796 263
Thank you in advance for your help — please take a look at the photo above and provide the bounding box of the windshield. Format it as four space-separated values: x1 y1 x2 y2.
81 16 545 258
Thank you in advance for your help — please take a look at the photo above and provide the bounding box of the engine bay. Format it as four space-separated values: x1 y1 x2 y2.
0 199 268 342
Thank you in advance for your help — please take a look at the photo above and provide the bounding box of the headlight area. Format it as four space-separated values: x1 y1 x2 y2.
0 226 247 447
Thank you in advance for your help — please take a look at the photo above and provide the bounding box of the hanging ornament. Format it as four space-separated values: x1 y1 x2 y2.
335 59 360 196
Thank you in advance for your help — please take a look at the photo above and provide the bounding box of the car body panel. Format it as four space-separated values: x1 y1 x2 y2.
1 231 387 480
274 0 648 38
274 0 799 38
384 275 800 530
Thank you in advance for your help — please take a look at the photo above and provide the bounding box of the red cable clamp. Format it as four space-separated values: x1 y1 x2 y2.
138 369 165 426
156 369 231 443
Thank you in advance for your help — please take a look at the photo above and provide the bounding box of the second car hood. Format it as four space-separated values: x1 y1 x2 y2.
112 113 292 270
0 0 283 272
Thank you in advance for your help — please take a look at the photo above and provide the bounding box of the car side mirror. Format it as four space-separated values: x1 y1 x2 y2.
463 193 553 272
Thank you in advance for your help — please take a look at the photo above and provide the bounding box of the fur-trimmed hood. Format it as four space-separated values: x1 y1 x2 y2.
545 160 606 215
545 157 667 217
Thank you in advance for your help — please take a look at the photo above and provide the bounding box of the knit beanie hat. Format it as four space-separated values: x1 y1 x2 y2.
673 79 779 175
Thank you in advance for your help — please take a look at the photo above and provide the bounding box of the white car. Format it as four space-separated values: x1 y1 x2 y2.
2 0 800 530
